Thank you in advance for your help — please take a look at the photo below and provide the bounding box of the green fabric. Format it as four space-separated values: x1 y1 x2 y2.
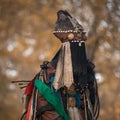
34 77 69 120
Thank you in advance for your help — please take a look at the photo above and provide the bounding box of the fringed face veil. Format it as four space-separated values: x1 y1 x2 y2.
53 10 88 90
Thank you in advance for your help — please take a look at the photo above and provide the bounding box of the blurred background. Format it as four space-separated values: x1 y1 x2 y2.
0 0 120 120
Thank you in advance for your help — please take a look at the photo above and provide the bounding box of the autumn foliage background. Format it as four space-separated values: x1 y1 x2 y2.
0 0 120 120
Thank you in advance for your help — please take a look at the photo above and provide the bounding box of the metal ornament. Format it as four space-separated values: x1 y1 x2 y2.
67 33 74 40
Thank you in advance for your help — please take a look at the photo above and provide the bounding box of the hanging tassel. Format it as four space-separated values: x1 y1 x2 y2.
73 107 81 120
68 107 74 120
53 42 73 90
68 107 81 120
67 91 81 120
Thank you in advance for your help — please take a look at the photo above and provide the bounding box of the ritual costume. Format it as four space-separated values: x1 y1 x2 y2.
22 10 100 120
50 10 99 120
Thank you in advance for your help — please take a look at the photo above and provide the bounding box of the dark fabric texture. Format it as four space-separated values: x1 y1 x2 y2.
36 104 55 117
69 42 88 94
70 42 88 75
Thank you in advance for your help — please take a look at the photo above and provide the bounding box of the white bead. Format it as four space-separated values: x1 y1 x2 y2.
79 42 81 46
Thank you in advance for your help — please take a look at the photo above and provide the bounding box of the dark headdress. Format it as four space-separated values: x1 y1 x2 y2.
53 10 88 89
53 10 87 42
